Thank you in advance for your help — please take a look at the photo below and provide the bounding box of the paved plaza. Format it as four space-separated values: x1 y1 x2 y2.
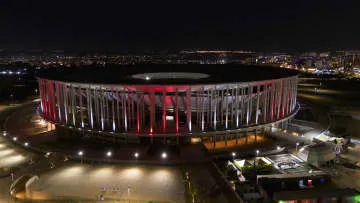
31 163 185 202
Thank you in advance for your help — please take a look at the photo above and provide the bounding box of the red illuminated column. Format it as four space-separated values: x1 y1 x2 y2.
150 90 155 134
136 89 141 133
277 81 282 120
263 83 268 123
47 81 54 119
186 87 191 133
282 79 287 118
270 81 275 121
45 81 51 119
175 88 179 133
50 82 57 121
43 80 49 118
162 89 166 133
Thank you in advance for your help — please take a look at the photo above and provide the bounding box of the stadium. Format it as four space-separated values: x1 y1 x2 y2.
37 64 299 147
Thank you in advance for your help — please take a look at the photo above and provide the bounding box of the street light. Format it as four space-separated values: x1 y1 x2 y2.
231 152 236 158
3 131 7 136
134 152 139 158
254 150 260 167
277 146 281 150
78 150 84 164
24 142 29 147
45 152 52 158
12 137 17 141
161 152 167 159
106 151 112 157
296 142 300 152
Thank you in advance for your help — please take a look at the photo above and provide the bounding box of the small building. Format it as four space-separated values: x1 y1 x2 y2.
297 143 336 167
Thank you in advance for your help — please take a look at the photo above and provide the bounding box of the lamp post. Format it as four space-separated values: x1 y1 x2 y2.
78 150 84 164
296 142 300 152
161 152 167 159
134 152 139 164
254 150 260 167
231 152 236 159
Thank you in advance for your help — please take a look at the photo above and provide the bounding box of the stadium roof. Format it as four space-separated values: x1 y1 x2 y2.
38 64 298 85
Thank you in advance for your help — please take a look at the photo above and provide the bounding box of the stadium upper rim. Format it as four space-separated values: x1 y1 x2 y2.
37 64 299 85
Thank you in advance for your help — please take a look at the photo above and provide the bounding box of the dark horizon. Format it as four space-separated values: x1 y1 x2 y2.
1 0 359 53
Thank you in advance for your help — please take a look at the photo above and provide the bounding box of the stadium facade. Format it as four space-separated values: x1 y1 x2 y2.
37 64 298 144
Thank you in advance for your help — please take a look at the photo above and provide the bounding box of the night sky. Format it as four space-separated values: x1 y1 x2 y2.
1 0 359 52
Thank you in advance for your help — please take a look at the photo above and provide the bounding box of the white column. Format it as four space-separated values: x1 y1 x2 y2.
112 90 116 132
255 84 260 125
235 85 240 128
79 87 84 128
225 88 229 129
123 91 127 132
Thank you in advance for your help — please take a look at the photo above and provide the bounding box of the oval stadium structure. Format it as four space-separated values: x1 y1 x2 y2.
37 64 299 146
